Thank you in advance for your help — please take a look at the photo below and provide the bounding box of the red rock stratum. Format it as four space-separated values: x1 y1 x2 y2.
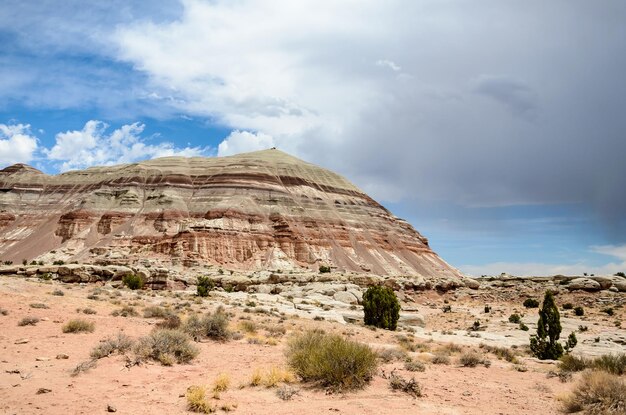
0 149 461 278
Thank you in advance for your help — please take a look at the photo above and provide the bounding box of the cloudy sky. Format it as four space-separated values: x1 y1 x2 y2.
1 0 625 276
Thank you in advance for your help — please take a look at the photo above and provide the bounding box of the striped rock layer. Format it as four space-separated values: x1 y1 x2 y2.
0 149 462 278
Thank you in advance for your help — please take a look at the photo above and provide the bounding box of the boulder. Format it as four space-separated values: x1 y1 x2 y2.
463 278 481 289
566 278 602 292
333 291 358 305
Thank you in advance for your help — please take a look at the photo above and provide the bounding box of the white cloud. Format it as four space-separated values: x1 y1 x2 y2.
0 123 38 166
461 243 626 276
217 130 274 157
45 120 207 171
591 244 626 262
376 59 401 72
111 0 626 224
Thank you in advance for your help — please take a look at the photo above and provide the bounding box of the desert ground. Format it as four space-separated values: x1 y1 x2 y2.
1 275 624 415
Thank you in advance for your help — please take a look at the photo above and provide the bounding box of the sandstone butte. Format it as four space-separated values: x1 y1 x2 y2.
0 149 463 281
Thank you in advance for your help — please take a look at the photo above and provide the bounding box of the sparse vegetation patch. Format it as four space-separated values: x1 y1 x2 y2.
286 330 378 390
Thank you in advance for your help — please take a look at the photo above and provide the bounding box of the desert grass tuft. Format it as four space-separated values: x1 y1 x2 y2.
213 373 231 393
62 319 95 333
286 330 377 390
186 386 215 413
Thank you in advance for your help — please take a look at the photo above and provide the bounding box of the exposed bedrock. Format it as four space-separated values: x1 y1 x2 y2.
0 149 462 284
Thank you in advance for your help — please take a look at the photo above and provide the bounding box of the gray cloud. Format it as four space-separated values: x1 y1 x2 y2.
471 75 537 117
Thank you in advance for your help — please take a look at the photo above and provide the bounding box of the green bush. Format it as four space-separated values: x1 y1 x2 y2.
594 354 626 376
615 272 625 278
508 314 521 324
52 260 65 265
559 354 591 372
363 286 400 330
602 308 615 316
63 319 95 333
574 306 585 316
286 330 378 390
530 291 577 360
523 298 540 308
565 332 578 353
122 274 144 290
196 276 214 297
318 265 331 273
134 329 198 365
563 303 574 310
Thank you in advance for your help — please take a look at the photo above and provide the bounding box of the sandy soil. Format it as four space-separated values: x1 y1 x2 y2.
0 277 613 415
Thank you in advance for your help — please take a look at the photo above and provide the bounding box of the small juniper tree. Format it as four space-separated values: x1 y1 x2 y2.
196 276 214 297
363 286 400 330
530 290 576 360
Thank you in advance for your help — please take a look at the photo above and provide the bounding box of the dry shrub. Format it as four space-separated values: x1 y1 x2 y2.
276 385 300 401
459 351 489 368
432 353 451 365
437 342 463 355
156 314 182 329
265 324 287 337
63 319 95 333
143 306 172 318
404 359 426 372
186 386 214 413
562 371 626 414
90 332 134 359
184 307 231 341
389 372 421 397
480 343 518 363
71 359 97 377
18 316 40 326
134 329 198 365
30 303 49 309
286 330 378 390
238 320 257 334
378 347 409 363
111 306 138 317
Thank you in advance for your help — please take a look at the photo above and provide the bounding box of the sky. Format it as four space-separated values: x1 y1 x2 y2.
1 0 625 276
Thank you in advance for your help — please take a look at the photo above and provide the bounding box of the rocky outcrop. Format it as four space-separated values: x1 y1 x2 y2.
0 149 462 282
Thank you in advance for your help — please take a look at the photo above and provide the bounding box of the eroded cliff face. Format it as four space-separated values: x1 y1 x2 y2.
0 149 462 278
